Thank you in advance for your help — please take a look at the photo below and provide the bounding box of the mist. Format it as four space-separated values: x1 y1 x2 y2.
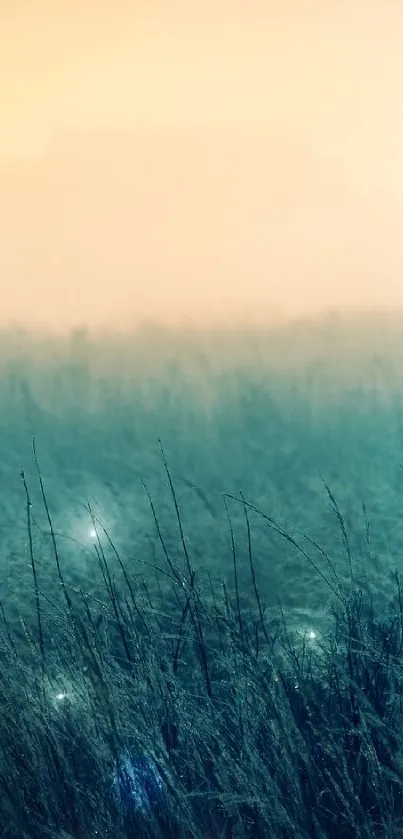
1 129 402 332
2 1 403 330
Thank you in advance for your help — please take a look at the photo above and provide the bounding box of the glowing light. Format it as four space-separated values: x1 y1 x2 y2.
55 692 68 702
296 626 320 645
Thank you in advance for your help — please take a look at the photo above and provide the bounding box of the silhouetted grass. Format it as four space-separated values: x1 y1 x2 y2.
2 448 403 838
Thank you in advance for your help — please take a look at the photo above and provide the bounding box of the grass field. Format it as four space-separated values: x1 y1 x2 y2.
2 312 403 837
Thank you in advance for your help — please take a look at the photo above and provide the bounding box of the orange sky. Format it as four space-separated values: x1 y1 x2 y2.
1 0 403 331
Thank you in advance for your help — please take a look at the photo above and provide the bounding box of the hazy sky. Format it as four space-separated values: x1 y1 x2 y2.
1 0 403 331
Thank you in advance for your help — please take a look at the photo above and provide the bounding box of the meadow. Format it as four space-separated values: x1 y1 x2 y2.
2 311 403 837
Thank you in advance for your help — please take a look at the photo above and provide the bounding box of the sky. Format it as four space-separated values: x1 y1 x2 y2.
1 0 403 332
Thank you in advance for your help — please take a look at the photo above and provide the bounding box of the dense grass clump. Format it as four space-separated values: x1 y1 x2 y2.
2 453 403 839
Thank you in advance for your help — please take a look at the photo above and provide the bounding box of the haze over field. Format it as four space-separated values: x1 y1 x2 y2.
5 12 403 833
1 0 403 330
1 0 403 659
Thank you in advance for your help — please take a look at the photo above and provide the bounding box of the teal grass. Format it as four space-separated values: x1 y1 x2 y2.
1 442 403 839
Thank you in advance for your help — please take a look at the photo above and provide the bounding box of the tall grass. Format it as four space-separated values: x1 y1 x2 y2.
1 447 403 838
